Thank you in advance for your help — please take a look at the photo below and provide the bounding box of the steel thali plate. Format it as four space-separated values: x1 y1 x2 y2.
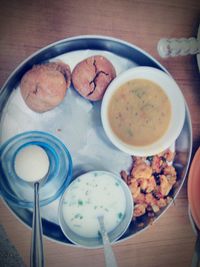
0 35 192 245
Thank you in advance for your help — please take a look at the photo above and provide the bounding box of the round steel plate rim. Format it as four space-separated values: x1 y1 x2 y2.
1 34 170 92
0 35 193 247
0 34 191 133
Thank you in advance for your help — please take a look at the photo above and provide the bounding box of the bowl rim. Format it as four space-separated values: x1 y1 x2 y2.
58 170 134 248
101 66 186 156
0 131 73 208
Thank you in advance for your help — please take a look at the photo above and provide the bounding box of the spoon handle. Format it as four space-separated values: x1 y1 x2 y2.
157 37 199 58
30 182 44 267
102 235 118 267
98 216 118 267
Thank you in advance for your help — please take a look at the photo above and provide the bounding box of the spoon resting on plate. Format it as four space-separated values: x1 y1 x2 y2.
14 144 50 267
157 23 200 72
97 215 118 267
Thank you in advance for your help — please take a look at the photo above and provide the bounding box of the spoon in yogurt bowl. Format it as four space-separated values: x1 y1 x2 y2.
97 215 118 267
14 144 50 267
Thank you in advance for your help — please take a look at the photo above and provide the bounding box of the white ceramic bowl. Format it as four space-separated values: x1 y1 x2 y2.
58 171 133 248
101 66 186 156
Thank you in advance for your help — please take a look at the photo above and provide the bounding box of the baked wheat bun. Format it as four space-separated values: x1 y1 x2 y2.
20 61 71 112
72 55 116 101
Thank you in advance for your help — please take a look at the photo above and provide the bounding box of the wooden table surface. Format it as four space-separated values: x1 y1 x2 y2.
0 0 200 266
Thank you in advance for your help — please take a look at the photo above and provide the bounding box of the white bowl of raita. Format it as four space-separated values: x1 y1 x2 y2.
101 66 185 156
58 171 133 248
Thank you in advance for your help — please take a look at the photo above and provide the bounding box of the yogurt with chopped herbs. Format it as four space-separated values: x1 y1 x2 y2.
61 171 126 238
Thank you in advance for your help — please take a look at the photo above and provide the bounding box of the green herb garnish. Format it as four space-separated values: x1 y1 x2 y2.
118 212 123 219
78 200 83 206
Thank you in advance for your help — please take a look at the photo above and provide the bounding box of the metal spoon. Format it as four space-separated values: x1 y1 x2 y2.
97 215 118 267
14 145 49 267
30 180 46 267
157 23 200 72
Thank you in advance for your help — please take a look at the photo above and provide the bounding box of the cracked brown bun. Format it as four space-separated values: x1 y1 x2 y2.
20 61 71 112
72 55 116 101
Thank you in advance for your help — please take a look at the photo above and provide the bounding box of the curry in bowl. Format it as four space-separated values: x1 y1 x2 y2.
108 78 171 147
101 66 185 156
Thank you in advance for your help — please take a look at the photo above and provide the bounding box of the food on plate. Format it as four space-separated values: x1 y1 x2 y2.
120 149 176 219
14 145 49 182
72 55 116 101
20 61 71 112
61 171 126 238
108 79 171 146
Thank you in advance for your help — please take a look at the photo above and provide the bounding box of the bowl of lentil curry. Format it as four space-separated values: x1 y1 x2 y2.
101 66 185 157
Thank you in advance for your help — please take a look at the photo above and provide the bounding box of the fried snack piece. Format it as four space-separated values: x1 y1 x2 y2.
131 162 152 179
72 55 116 101
134 203 147 217
121 149 177 220
20 61 71 112
159 175 173 196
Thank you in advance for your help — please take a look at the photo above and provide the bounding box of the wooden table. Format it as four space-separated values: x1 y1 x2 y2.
0 0 200 266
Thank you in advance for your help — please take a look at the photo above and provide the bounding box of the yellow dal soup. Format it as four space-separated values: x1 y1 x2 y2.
108 79 171 146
